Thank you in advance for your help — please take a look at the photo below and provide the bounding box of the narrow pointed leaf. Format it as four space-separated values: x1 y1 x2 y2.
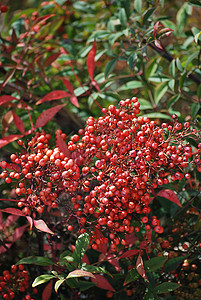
0 198 18 202
156 189 182 207
70 95 79 107
12 225 28 242
12 112 25 134
87 40 96 80
136 254 149 282
16 256 54 266
73 233 90 265
34 219 54 235
0 95 17 106
56 131 71 158
164 256 187 272
67 270 95 279
124 268 139 285
0 208 26 216
36 91 71 105
0 69 16 92
55 279 66 293
119 249 139 259
145 257 167 272
0 134 22 148
91 274 115 291
2 111 13 136
44 53 61 67
42 281 53 300
35 104 65 128
32 275 55 287
62 78 74 94
154 282 180 294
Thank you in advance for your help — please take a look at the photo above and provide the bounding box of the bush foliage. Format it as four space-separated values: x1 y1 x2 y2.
0 1 201 299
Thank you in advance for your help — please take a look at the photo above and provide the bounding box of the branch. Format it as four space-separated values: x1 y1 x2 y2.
148 42 201 85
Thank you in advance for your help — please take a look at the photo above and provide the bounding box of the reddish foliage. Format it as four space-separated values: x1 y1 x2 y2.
87 40 96 80
35 104 65 128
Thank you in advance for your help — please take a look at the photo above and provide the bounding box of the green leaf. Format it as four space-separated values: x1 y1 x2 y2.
154 282 180 294
81 264 112 277
197 84 201 99
124 268 139 285
169 59 175 78
138 99 153 110
164 256 187 272
134 0 142 14
74 86 90 97
176 58 183 71
154 82 168 105
191 103 200 119
73 233 90 266
167 94 180 108
168 79 175 91
118 80 144 91
176 3 192 32
194 31 201 44
55 0 67 5
145 57 158 80
143 8 157 25
67 269 95 279
185 51 199 68
105 59 117 78
32 275 55 287
128 53 137 71
78 281 96 291
149 75 170 83
145 257 167 273
60 250 73 260
144 113 171 120
143 291 156 300
119 8 127 27
188 0 201 7
179 71 187 89
16 256 54 266
61 256 75 263
55 279 66 293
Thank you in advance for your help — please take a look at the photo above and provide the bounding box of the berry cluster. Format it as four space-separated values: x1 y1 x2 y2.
0 97 200 252
0 264 37 299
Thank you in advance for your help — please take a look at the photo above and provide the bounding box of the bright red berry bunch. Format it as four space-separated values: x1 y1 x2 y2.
0 264 37 299
0 97 200 252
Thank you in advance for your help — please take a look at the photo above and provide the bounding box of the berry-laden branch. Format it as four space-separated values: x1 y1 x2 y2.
0 97 200 254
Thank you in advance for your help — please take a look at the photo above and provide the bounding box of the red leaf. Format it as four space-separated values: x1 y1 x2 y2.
42 280 53 300
44 53 61 67
154 39 163 49
0 69 16 92
35 104 65 128
2 111 13 136
12 225 28 242
36 91 71 105
0 208 26 216
87 40 96 80
82 254 90 265
136 254 149 282
12 112 25 134
125 233 138 247
0 198 19 202
70 95 79 107
119 249 139 259
104 254 121 272
91 274 115 292
4 215 19 227
33 14 55 26
0 95 17 106
56 131 71 158
62 78 74 94
153 21 161 39
34 219 54 235
95 228 107 254
4 163 20 172
156 189 182 207
26 216 33 230
92 79 100 92
0 134 23 148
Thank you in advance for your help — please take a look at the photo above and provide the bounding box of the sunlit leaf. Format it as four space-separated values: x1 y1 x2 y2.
32 275 55 287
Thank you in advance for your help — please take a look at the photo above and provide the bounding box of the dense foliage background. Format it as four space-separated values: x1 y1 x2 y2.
0 0 201 299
